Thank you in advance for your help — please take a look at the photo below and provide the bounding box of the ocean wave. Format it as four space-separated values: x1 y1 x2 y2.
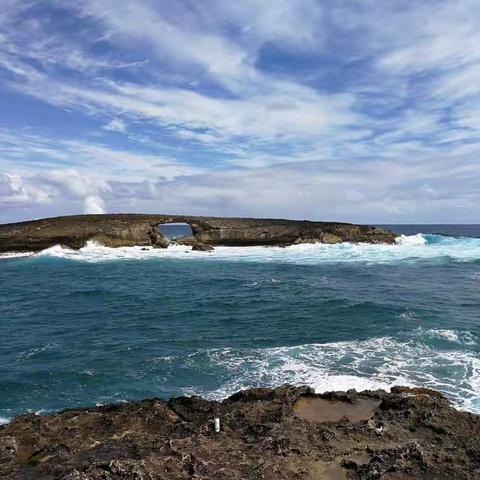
27 234 480 264
181 331 480 413
395 233 427 246
419 328 478 346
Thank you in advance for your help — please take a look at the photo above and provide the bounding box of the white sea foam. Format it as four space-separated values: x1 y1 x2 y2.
31 234 480 264
395 233 428 246
16 343 59 362
0 416 10 425
0 251 34 259
184 331 480 413
421 328 478 346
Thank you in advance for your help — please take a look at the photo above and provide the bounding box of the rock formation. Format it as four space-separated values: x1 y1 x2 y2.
0 385 479 479
0 214 397 252
191 242 214 252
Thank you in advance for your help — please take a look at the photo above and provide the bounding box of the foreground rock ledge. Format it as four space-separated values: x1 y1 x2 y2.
1 386 479 479
0 214 397 252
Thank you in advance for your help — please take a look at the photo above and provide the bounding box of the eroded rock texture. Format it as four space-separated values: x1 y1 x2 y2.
0 214 397 252
1 385 479 479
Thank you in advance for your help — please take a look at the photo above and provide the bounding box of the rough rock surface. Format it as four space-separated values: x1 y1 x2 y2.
191 242 214 252
0 214 397 252
1 385 479 479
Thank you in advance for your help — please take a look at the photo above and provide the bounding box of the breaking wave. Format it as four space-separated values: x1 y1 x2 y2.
22 233 480 264
180 329 480 413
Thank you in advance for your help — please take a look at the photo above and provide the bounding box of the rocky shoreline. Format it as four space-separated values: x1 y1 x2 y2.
0 214 397 253
1 385 479 479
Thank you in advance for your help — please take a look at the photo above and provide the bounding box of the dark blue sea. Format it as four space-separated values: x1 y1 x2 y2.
1 225 479 424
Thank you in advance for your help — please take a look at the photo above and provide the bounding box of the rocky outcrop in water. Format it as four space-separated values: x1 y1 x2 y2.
0 214 397 252
191 242 214 252
1 385 479 479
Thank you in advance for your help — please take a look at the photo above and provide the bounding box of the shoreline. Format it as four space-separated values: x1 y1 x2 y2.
1 384 479 479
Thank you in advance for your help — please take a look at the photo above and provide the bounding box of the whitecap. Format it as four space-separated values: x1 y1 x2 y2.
0 416 10 425
419 328 478 346
397 310 417 322
0 251 34 259
184 335 480 413
30 234 480 265
395 233 428 246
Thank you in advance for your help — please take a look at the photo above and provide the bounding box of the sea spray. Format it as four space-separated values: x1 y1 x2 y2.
28 234 480 264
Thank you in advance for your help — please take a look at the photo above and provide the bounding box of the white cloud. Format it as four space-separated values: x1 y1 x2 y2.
71 0 251 87
0 0 360 148
0 129 203 181
2 147 479 224
0 172 51 208
210 0 325 50
0 168 110 218
0 173 27 203
102 119 126 133
0 52 362 145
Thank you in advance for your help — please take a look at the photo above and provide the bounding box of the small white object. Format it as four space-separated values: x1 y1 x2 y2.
214 417 221 432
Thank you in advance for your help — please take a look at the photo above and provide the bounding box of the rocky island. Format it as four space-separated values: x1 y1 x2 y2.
0 214 397 253
1 385 479 479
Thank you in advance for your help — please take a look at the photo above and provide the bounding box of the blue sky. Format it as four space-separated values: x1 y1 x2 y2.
0 0 479 223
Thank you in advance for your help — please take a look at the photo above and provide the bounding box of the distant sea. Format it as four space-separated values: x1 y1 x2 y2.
1 224 479 424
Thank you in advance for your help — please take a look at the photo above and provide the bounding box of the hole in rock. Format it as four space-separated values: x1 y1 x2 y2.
157 223 193 241
293 397 381 423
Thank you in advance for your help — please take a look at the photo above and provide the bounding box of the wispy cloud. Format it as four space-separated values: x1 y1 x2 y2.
102 119 126 133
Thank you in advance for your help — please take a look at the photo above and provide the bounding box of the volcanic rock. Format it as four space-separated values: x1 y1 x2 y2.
1 385 479 479
0 214 397 253
191 242 214 252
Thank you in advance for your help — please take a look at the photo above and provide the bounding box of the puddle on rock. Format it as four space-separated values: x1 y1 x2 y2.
294 397 381 423
309 461 348 480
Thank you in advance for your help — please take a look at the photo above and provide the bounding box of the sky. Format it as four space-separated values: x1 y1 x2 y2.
0 0 479 224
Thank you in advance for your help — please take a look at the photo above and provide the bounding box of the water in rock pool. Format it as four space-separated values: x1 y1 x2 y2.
0 224 479 423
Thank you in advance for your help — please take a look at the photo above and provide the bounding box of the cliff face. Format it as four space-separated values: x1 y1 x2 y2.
1 385 479 479
0 214 397 252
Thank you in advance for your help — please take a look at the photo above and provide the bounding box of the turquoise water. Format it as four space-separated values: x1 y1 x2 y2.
0 225 479 423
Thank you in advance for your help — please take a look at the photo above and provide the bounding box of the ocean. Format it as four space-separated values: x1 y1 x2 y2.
0 225 479 424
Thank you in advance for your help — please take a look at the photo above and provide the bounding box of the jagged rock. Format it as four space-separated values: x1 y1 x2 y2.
147 225 170 248
0 214 397 253
192 242 214 252
320 232 343 244
294 233 342 245
0 385 478 479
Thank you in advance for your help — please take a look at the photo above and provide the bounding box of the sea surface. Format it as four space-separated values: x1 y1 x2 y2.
0 224 479 424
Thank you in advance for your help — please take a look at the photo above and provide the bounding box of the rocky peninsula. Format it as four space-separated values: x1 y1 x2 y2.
0 214 397 253
1 385 479 479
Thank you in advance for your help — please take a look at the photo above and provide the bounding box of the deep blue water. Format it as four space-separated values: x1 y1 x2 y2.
0 225 479 422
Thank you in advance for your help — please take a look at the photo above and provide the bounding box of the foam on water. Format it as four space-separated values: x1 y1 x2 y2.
182 329 480 413
421 328 478 346
0 251 34 259
395 233 428 246
32 234 480 264
16 343 59 362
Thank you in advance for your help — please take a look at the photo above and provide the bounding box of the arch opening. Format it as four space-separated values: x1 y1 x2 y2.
157 222 193 242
